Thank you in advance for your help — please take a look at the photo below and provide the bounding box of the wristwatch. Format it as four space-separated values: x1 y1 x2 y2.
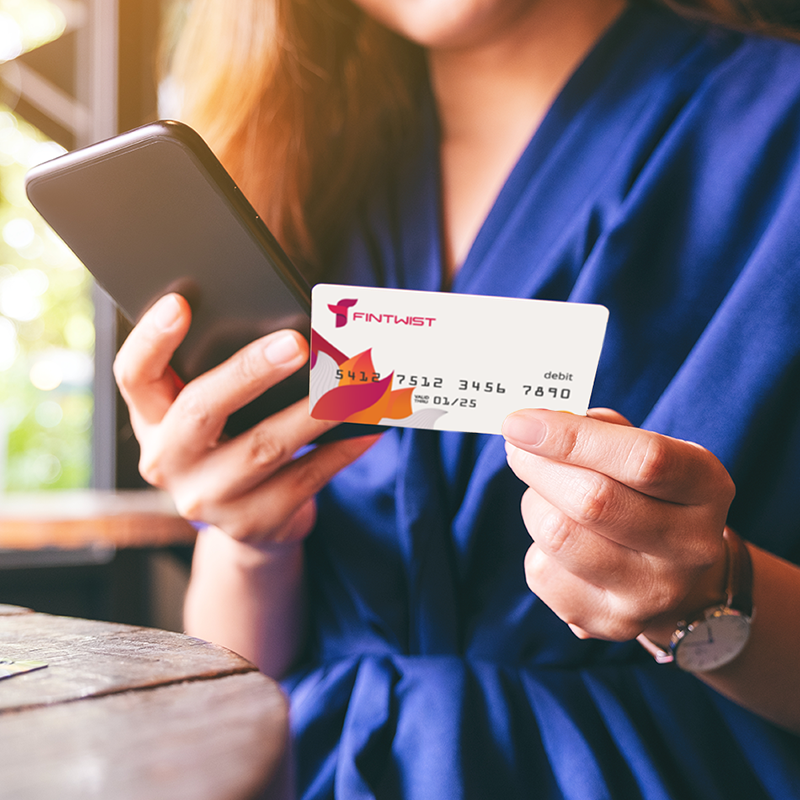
637 528 754 672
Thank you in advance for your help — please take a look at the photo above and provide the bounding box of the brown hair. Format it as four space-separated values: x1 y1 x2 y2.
169 0 425 277
169 0 798 277
649 0 800 35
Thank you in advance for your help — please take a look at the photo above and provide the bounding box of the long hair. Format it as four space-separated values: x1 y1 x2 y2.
648 0 800 33
169 0 425 277
168 0 799 277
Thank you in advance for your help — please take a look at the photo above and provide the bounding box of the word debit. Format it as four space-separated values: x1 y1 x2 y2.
309 284 608 435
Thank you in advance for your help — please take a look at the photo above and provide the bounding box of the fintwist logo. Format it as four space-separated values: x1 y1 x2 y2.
328 298 358 328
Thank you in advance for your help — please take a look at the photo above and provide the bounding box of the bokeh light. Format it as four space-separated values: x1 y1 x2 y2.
0 1 66 64
0 314 18 370
29 358 63 391
0 267 48 320
3 217 35 249
35 399 62 427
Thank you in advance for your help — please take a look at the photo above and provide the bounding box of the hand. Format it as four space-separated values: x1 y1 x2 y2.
114 293 379 548
502 408 736 642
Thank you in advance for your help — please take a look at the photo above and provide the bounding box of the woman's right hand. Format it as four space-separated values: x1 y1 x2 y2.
113 292 379 549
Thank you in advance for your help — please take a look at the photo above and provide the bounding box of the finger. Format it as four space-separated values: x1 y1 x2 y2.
241 433 382 544
114 293 192 426
524 544 647 641
502 408 733 506
162 328 310 450
518 481 682 602
519 484 643 589
177 433 382 544
506 441 701 553
185 398 348 500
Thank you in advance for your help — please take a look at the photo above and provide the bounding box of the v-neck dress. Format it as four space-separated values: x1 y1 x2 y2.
283 5 800 798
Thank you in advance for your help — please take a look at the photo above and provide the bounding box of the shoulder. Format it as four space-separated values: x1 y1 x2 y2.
666 16 800 130
702 28 800 116
623 6 800 133
617 14 800 203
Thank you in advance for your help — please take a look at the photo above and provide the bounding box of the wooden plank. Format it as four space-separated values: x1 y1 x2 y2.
0 490 197 549
0 671 290 800
0 613 255 710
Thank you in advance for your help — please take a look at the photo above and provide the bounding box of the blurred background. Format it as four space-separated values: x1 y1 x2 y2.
0 0 192 630
1 1 96 494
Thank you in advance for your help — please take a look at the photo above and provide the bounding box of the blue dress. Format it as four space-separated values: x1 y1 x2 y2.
283 5 800 798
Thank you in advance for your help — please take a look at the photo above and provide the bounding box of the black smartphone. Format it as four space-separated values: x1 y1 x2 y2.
25 120 358 438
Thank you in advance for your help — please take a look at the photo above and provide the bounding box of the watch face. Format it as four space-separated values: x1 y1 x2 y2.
674 608 751 672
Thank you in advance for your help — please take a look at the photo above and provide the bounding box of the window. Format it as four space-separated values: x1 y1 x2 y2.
0 109 94 490
0 1 94 490
0 0 163 492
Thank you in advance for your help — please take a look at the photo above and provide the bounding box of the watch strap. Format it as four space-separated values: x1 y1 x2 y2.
724 527 753 617
635 631 675 664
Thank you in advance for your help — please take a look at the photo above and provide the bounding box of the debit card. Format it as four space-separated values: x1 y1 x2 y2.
309 284 608 435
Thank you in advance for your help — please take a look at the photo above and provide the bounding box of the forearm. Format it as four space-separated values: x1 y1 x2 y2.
184 525 307 679
695 544 800 733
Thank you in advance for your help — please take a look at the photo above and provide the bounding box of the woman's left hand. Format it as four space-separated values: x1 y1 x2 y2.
502 408 736 642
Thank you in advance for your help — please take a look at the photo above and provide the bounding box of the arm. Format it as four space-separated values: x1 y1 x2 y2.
114 293 378 677
184 528 308 678
503 407 800 733
652 542 800 732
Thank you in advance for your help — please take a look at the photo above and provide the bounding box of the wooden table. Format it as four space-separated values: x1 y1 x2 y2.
0 490 197 550
0 605 291 800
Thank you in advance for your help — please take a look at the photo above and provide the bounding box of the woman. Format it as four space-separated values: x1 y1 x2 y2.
116 0 800 796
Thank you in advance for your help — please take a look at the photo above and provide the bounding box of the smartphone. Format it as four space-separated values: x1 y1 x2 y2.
25 120 358 438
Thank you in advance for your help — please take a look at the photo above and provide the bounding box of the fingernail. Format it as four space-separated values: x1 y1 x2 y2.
502 413 546 447
153 294 182 330
264 332 301 365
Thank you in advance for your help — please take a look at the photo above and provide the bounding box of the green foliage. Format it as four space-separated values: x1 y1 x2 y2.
0 108 94 491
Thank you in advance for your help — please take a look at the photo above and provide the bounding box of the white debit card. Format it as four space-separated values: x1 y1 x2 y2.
309 284 608 435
